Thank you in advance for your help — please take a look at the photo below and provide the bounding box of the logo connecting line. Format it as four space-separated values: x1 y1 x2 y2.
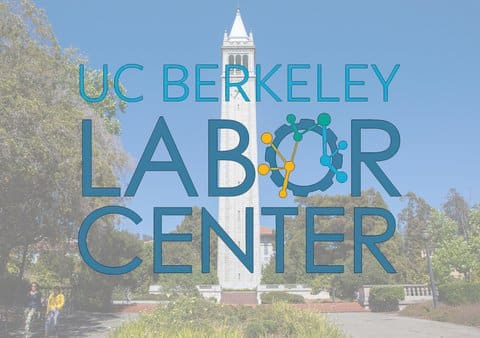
258 113 348 198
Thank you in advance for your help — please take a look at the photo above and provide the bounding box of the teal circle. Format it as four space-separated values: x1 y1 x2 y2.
338 140 348 150
336 171 348 183
317 113 331 127
286 114 296 124
320 155 331 166
293 132 303 142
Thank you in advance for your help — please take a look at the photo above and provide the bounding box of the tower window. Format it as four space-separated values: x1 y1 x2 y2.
235 54 241 65
242 55 248 69
228 55 234 65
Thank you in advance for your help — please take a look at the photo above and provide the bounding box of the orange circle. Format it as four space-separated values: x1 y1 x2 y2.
279 190 287 198
261 132 273 144
285 161 295 171
258 163 270 175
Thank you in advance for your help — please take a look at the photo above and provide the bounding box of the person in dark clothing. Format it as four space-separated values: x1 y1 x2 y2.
25 282 42 337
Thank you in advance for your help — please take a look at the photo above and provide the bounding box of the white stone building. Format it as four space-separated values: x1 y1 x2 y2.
194 10 329 303
217 8 262 290
260 226 275 268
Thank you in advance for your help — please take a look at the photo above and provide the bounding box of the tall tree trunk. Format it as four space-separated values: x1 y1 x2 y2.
0 250 9 280
18 243 29 281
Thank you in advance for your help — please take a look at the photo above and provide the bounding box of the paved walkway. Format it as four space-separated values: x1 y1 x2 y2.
10 311 138 338
295 302 366 312
326 312 480 338
11 307 480 337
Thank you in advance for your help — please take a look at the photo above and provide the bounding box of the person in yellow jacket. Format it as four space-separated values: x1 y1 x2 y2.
44 287 64 338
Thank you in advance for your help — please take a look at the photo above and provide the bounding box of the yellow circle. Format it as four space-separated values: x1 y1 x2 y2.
285 161 295 171
279 190 287 198
258 163 270 175
261 132 273 144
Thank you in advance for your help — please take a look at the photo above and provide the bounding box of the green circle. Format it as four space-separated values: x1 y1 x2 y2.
286 114 296 124
317 113 331 127
293 132 303 142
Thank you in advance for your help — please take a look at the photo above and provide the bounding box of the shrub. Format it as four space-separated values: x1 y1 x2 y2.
311 275 333 295
332 256 399 300
369 286 405 312
438 281 480 305
112 297 346 338
400 302 480 327
243 319 277 338
260 292 305 304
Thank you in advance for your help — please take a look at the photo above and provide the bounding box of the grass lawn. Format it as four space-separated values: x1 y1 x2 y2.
111 296 347 338
399 302 480 327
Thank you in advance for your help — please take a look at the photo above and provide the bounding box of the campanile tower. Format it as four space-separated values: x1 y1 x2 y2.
217 9 261 289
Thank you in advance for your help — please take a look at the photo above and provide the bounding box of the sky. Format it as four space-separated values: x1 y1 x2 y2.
36 0 480 235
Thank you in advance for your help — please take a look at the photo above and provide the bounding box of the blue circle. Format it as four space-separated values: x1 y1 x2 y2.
320 155 331 166
336 171 348 183
338 140 348 150
286 114 296 124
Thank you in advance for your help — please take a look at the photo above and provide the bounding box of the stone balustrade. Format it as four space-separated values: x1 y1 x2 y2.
358 284 433 307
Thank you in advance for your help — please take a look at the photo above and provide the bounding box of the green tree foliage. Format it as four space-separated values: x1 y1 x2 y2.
368 286 404 312
443 188 470 240
155 207 218 296
260 292 305 304
262 189 406 290
429 208 480 283
118 241 156 295
438 281 480 305
468 209 480 281
29 250 75 287
333 254 406 299
113 297 346 338
25 224 145 311
0 0 129 280
75 227 144 311
397 192 433 281
310 275 333 295
433 237 478 283
0 0 142 312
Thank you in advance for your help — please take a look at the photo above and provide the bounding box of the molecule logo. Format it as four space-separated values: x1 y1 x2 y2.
258 113 348 198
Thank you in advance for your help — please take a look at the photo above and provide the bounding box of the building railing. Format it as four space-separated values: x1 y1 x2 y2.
260 284 311 290
358 284 433 307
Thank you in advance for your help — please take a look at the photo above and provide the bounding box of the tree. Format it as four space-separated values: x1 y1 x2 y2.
155 207 218 296
443 188 470 240
397 192 433 281
428 209 480 283
262 189 407 287
0 0 128 282
75 226 144 310
432 237 478 284
118 241 156 295
333 253 402 299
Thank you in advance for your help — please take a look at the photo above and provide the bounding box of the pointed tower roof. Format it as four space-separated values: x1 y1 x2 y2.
229 8 248 40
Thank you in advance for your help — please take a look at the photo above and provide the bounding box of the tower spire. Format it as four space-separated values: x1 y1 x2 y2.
229 7 248 40
219 8 260 292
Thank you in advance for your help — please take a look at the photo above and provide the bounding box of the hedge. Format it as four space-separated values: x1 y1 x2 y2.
369 286 405 312
112 297 346 338
260 292 305 304
438 281 480 305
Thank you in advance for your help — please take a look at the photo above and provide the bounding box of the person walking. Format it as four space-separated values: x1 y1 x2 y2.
24 282 42 338
44 287 64 338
